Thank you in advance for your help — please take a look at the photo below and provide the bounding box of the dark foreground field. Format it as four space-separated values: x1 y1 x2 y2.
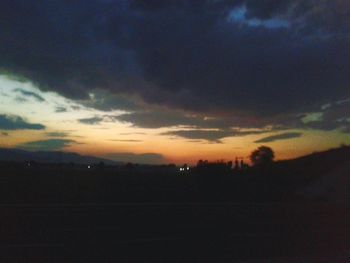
2 202 350 262
1 147 350 262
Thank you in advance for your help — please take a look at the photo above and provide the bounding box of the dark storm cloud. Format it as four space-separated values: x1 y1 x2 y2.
0 114 45 130
0 0 137 99
104 152 165 164
0 0 349 121
17 139 75 151
254 132 303 143
131 3 350 115
14 88 45 102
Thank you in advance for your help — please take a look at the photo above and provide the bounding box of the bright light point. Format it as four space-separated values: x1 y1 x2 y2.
88 165 91 169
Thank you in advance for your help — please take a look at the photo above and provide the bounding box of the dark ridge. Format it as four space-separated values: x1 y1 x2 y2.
0 148 118 165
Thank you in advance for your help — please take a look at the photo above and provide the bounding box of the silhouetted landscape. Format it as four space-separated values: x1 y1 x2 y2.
1 0 349 261
1 146 350 262
1 146 350 203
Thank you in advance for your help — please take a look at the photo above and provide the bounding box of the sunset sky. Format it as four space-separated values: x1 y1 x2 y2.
0 0 349 164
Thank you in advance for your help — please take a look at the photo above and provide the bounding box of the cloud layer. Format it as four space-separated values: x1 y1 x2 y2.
17 139 75 151
0 114 45 130
0 0 349 122
163 128 267 142
14 88 45 102
254 132 303 143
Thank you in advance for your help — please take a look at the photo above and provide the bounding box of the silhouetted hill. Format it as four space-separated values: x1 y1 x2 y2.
279 146 350 169
0 146 349 203
0 147 349 262
261 146 350 201
291 147 350 201
270 146 350 179
0 148 118 165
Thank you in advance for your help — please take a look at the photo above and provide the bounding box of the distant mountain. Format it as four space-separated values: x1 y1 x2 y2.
0 148 118 165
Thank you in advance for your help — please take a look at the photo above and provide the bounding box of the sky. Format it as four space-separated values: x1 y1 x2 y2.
0 0 349 164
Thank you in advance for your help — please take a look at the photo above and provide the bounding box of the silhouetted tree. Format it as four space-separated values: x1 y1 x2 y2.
250 146 275 166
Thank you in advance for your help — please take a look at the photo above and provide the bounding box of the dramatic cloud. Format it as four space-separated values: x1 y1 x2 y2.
0 114 45 130
104 152 165 164
114 109 291 130
254 132 303 143
0 0 348 123
121 0 350 116
115 110 227 129
17 139 75 151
